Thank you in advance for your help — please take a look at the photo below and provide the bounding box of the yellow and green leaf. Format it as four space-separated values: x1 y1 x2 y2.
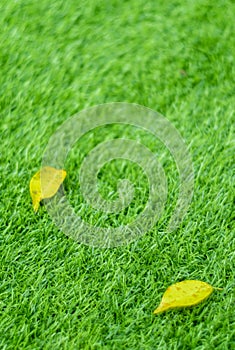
153 280 215 314
30 166 66 212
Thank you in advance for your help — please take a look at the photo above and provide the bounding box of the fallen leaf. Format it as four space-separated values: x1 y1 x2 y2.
30 166 66 212
153 280 214 314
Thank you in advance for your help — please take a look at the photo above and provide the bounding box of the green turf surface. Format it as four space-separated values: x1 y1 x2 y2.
0 0 234 349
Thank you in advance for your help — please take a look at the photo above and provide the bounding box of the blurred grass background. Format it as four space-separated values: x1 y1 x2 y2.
0 0 234 349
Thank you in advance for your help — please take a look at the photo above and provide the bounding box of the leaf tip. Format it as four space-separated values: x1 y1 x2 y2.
153 303 170 315
33 201 40 213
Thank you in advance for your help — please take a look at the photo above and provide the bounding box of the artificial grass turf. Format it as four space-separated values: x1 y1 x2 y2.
0 0 234 348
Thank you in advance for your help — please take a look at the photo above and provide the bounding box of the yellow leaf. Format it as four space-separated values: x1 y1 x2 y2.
153 280 214 314
30 166 67 212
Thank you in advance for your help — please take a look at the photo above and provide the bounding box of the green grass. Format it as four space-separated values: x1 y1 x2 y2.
0 0 234 349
